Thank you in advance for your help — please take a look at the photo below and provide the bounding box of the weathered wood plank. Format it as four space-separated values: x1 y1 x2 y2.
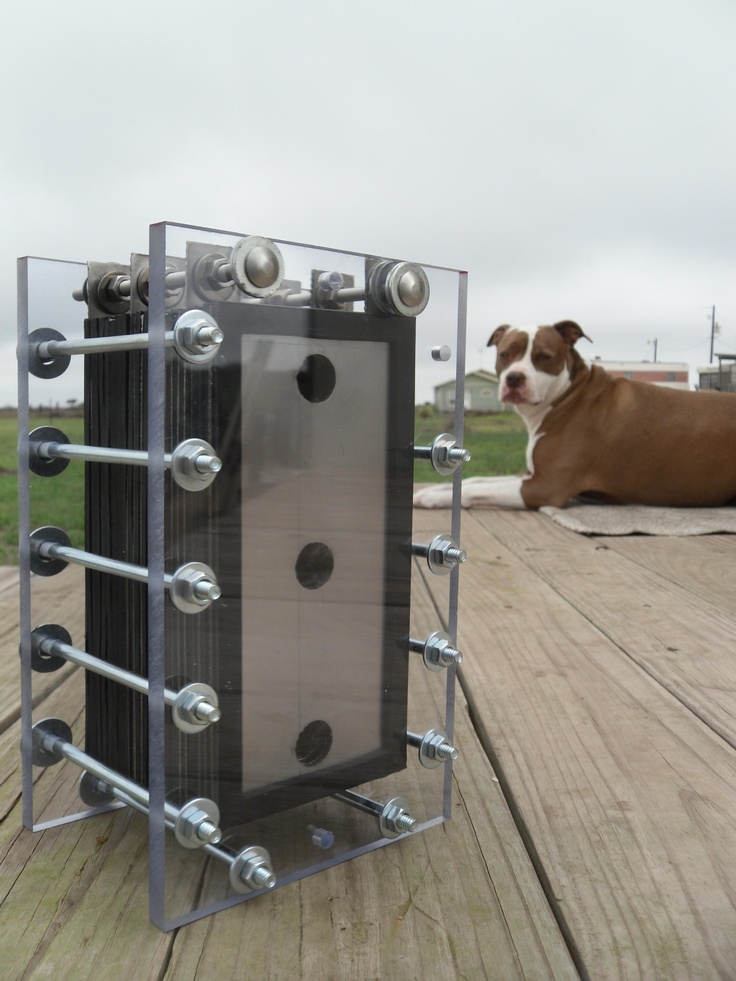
415 508 736 979
0 566 85 733
601 534 736 617
164 567 577 980
473 510 736 748
0 553 577 980
0 667 84 825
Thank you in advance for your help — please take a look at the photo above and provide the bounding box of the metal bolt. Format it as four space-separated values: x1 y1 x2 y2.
413 534 467 576
368 260 430 317
407 728 460 768
195 453 221 474
432 345 452 362
333 789 418 839
410 630 464 671
379 796 418 838
196 324 224 348
172 310 223 365
229 845 277 893
171 682 222 732
194 579 221 602
398 269 423 307
31 720 224 848
414 433 471 476
169 562 222 614
317 270 344 293
174 798 223 849
307 824 335 849
230 236 285 298
169 438 222 492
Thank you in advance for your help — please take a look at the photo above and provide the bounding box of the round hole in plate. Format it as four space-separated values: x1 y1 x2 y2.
296 354 336 403
295 541 334 590
295 720 333 767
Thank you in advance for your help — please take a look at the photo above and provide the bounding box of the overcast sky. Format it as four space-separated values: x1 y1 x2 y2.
3 0 735 405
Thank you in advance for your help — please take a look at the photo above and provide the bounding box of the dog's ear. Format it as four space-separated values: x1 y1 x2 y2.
554 320 592 347
488 325 511 348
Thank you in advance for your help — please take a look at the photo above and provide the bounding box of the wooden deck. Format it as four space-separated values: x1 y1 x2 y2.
2 510 735 979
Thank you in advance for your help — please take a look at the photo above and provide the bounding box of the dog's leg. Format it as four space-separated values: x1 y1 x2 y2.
413 476 527 509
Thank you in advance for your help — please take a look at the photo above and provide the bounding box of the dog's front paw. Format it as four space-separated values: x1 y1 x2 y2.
413 483 453 509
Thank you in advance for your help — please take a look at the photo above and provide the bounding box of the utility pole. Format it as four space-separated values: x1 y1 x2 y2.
710 305 716 362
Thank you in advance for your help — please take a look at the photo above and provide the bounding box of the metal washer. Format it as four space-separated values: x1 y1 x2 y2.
29 526 72 577
30 623 71 673
28 426 70 477
31 718 72 768
27 328 72 379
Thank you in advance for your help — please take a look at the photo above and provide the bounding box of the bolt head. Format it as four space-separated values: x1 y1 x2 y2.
397 268 425 309
245 246 280 289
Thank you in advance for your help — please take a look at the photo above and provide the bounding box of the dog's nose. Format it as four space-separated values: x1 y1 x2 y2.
505 371 525 389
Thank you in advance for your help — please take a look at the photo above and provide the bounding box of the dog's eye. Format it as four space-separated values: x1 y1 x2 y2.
536 352 553 362
499 351 511 362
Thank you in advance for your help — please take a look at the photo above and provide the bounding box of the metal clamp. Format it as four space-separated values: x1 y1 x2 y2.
30 625 221 732
414 433 471 476
406 728 459 768
29 428 221 492
412 534 467 575
409 631 463 671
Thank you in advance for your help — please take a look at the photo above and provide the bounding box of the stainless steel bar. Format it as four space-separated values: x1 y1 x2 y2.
30 431 222 491
30 530 221 613
87 778 207 842
90 778 274 890
36 316 222 362
333 789 418 838
40 541 153 584
39 634 172 700
333 286 366 302
40 729 152 810
283 291 314 306
34 722 222 845
36 632 221 729
37 331 169 358
74 268 188 303
36 440 219 474
38 441 153 467
333 789 381 817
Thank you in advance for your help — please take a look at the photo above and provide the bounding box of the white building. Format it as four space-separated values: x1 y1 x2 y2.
591 359 690 390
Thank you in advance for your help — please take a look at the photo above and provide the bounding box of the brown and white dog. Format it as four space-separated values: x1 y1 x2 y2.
413 320 736 510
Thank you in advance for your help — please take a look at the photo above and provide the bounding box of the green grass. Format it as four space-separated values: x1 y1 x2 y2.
414 407 527 483
0 408 527 565
0 413 86 565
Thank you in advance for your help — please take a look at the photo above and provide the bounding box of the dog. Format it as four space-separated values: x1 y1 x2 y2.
413 320 736 510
